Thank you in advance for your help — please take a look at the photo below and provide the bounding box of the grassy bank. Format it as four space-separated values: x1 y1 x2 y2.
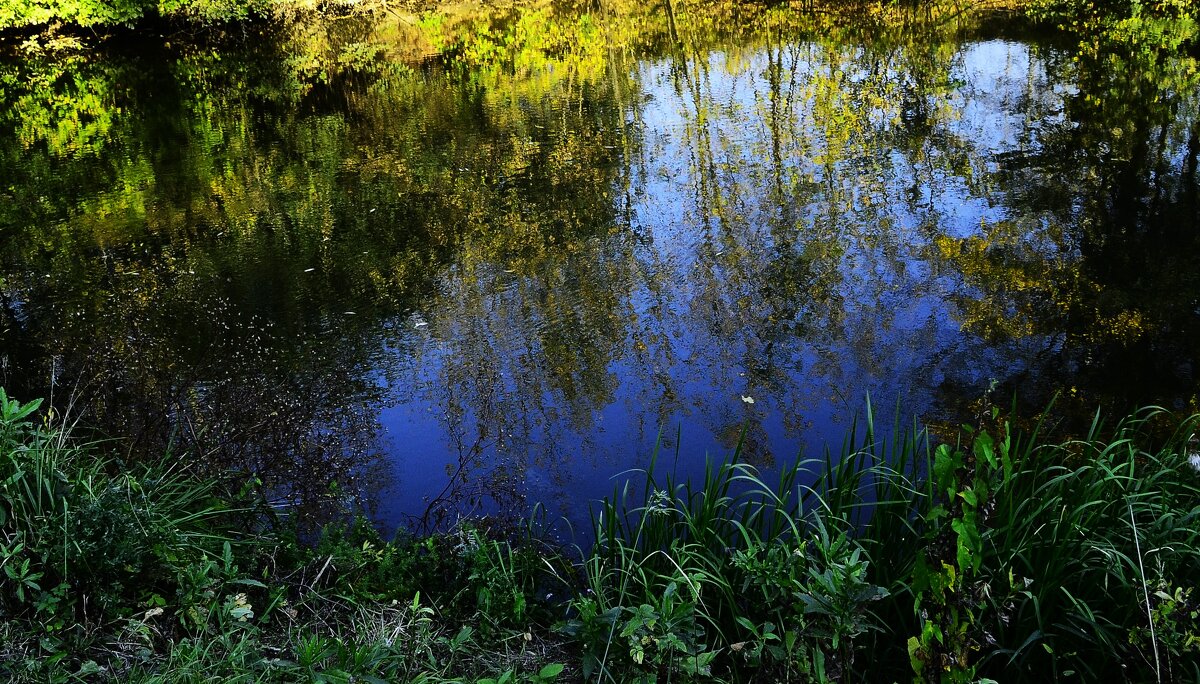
3 387 1200 682
0 387 574 683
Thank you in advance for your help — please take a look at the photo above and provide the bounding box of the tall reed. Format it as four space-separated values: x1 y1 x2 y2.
574 403 1200 682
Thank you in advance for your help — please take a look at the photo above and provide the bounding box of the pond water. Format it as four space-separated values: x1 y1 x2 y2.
2 5 1199 533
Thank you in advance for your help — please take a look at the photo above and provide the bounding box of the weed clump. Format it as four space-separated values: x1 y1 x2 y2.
570 403 1200 682
3 386 1200 682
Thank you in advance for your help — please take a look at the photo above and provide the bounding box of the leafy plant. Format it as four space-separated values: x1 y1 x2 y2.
907 420 1008 683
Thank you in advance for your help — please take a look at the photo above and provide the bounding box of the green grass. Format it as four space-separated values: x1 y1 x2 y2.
571 402 1200 682
3 386 1199 682
0 387 571 683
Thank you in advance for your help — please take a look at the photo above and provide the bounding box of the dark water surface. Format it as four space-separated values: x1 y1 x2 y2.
2 5 1199 531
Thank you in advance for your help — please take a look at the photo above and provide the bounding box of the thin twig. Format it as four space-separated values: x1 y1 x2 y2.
311 554 335 591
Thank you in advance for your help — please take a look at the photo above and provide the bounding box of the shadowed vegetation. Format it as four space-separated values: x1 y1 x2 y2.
3 387 1198 681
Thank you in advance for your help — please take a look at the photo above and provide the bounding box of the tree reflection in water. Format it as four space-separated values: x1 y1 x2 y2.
1 2 1197 532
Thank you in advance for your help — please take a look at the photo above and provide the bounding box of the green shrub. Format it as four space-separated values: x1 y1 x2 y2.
0 0 287 31
5 385 1200 682
569 405 1200 682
